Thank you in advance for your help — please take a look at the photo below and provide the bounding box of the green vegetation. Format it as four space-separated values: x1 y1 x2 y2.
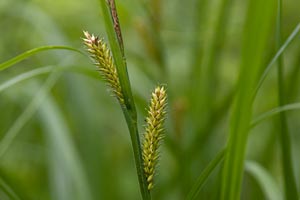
0 0 300 199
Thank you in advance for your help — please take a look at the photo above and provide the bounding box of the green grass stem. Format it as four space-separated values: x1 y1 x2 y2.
253 23 300 99
186 99 300 199
99 0 150 199
0 70 61 158
0 175 22 200
187 99 300 199
221 1 276 199
39 94 92 200
0 66 53 92
186 149 225 200
275 1 299 199
245 161 283 200
251 102 300 128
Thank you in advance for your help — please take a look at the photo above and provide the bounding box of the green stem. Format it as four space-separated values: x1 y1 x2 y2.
99 0 150 199
187 99 300 199
186 149 225 200
276 1 299 199
121 107 151 200
251 102 300 128
99 0 137 119
220 1 276 199
253 23 300 99
0 175 22 200
199 0 232 114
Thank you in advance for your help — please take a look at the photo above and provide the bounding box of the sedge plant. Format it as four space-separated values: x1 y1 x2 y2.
1 0 300 199
83 8 167 197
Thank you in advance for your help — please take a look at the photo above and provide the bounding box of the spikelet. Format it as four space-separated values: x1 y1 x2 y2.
83 31 124 104
142 86 167 190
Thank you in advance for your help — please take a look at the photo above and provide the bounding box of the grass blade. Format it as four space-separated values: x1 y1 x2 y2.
253 23 300 99
275 1 299 198
192 0 232 126
186 149 225 200
186 100 300 200
38 95 92 200
220 1 276 199
0 70 61 158
0 46 83 71
0 66 53 93
251 102 300 127
0 176 22 200
245 161 283 200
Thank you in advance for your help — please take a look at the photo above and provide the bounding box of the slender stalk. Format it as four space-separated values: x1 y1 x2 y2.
196 0 232 120
251 102 300 128
245 161 283 200
253 23 300 99
98 0 150 199
99 0 137 119
0 175 22 200
220 1 276 199
187 99 300 200
0 70 62 158
139 0 166 72
276 1 299 199
122 108 151 200
186 149 225 200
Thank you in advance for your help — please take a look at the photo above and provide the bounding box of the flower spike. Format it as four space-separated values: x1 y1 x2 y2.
142 86 167 190
83 31 124 104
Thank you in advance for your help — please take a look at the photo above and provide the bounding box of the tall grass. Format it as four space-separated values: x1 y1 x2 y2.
275 0 299 199
221 1 277 199
0 0 300 199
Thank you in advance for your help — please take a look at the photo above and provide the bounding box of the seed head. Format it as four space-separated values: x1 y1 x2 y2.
142 86 167 190
83 31 124 104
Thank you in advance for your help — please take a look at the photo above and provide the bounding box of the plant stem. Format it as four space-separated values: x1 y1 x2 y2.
186 149 225 200
0 173 22 200
99 0 151 199
121 108 151 200
99 0 137 119
276 1 299 199
253 23 300 99
220 1 276 199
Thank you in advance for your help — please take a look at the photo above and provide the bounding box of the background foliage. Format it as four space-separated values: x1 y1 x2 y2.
0 0 300 199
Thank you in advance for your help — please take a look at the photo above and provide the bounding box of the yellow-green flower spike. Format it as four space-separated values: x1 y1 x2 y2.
142 86 167 190
83 31 124 104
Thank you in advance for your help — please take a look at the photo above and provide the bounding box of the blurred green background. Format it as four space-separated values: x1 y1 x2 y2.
0 0 300 199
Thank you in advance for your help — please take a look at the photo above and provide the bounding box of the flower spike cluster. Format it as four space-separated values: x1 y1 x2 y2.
142 86 167 190
83 31 124 104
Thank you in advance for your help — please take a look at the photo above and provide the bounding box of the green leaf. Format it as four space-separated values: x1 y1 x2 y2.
0 65 100 94
221 1 276 199
186 101 300 200
274 1 299 198
186 149 225 200
0 66 53 93
251 102 300 127
0 175 22 200
0 70 61 158
38 94 92 200
245 161 283 200
0 46 84 71
253 23 300 99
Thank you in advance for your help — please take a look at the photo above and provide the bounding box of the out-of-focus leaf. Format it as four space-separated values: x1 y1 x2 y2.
245 161 283 200
0 46 84 71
